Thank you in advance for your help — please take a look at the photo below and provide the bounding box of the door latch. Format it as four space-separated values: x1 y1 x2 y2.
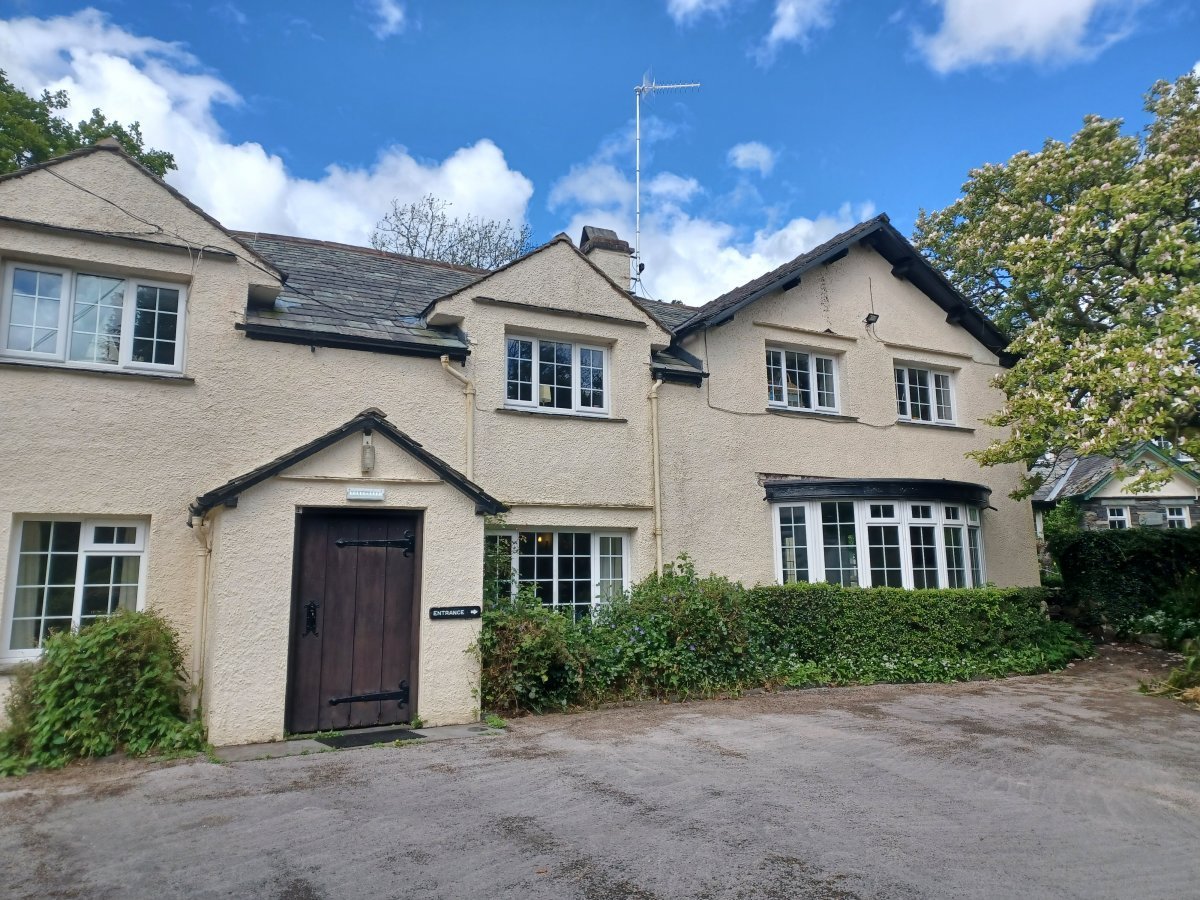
303 601 320 637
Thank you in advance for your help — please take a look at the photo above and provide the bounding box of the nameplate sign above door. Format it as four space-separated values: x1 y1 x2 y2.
429 606 483 621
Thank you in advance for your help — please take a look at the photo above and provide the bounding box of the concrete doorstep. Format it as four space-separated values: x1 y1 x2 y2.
214 722 504 762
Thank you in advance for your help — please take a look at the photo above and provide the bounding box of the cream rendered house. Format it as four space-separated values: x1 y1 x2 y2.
0 143 1038 746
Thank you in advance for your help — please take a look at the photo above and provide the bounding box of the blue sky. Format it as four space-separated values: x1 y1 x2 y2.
0 1 1196 303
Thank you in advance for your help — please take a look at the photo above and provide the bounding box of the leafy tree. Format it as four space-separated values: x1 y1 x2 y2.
914 72 1200 496
0 69 175 178
371 193 533 269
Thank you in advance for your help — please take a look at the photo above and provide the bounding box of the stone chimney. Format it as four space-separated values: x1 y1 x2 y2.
579 226 632 290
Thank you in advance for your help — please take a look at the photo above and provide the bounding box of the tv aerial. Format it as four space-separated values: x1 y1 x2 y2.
633 73 700 296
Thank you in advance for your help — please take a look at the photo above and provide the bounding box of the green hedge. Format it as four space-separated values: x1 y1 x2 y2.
479 559 1089 714
0 610 206 775
1050 528 1200 625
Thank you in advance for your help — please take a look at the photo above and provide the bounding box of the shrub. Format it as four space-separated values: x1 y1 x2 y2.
0 610 205 775
478 557 1090 715
1050 528 1200 625
477 586 589 713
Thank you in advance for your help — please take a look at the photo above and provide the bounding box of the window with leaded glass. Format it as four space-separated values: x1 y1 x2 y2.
4 519 146 657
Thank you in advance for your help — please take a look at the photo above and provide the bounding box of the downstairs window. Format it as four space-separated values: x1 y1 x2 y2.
4 518 147 656
485 530 628 620
773 500 985 589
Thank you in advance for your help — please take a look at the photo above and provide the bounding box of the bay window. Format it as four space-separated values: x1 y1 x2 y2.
895 365 955 425
4 518 147 657
485 530 629 620
505 335 608 415
1 263 186 373
767 346 839 413
773 499 988 589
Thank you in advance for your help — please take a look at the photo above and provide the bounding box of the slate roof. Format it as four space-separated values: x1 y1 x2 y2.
1032 444 1200 503
235 232 484 356
672 214 1013 366
1031 450 1117 503
678 216 889 332
631 296 699 330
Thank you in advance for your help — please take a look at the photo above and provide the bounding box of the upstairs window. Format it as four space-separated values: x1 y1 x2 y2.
895 365 954 425
766 346 838 413
505 336 607 415
1106 507 1129 530
0 263 186 373
1165 506 1190 529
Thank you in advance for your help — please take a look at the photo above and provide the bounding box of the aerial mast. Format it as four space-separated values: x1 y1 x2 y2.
634 74 700 295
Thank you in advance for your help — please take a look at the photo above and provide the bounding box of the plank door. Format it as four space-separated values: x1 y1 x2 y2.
287 511 418 734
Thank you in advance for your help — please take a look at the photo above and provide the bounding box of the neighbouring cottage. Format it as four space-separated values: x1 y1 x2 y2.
0 142 1040 746
1032 442 1200 535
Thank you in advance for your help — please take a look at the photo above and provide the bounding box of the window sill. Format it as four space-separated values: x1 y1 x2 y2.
496 407 627 423
896 420 975 434
766 408 858 423
0 358 194 383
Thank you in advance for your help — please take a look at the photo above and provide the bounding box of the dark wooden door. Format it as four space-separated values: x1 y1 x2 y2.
287 511 419 734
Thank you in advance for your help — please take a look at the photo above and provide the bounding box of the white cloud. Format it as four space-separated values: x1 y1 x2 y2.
756 0 837 65
549 137 872 305
0 10 532 248
368 0 406 39
665 0 733 25
727 141 776 176
912 0 1143 74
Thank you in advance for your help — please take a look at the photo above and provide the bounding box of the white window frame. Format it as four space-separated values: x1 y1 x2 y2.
485 529 630 614
895 364 956 426
0 262 188 374
1165 506 1191 529
504 334 609 417
1106 506 1130 530
766 345 840 414
2 516 149 661
772 500 987 589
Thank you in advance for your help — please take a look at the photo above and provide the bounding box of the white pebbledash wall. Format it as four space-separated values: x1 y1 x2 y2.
0 147 1041 744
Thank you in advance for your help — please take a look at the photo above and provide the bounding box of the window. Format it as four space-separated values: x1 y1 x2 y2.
1 263 186 373
821 501 859 586
1106 507 1129 530
505 336 607 415
773 501 986 589
766 347 838 413
4 519 146 656
485 530 628 620
895 366 954 425
1165 506 1190 529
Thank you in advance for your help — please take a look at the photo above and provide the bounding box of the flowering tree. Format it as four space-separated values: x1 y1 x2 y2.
915 72 1200 497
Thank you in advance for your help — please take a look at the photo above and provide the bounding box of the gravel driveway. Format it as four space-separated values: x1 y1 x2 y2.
1 645 1197 900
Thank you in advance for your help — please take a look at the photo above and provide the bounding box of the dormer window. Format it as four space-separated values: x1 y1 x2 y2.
0 263 186 373
506 335 607 415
